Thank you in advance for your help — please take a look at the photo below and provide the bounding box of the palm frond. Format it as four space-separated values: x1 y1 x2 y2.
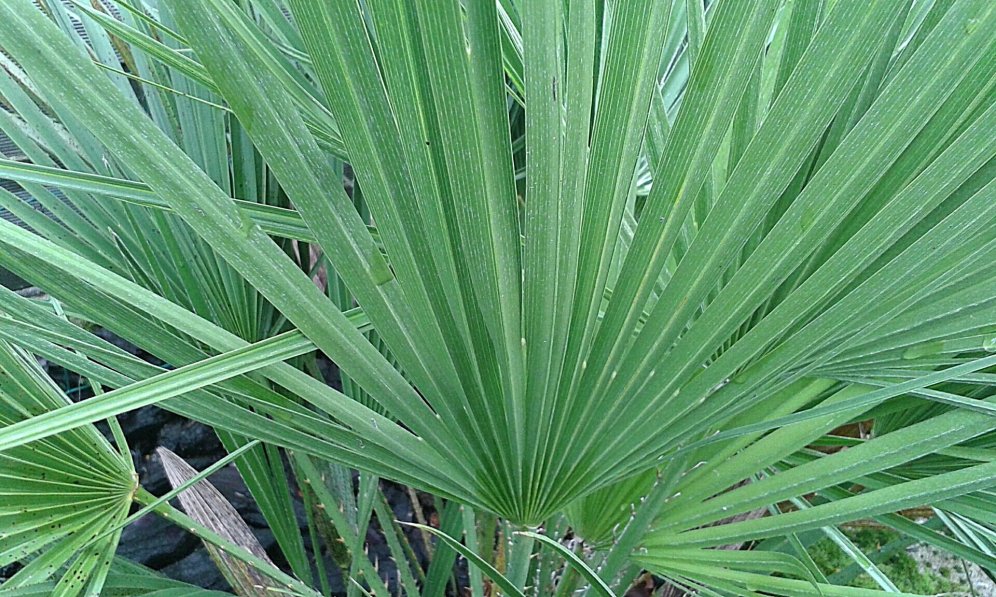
0 0 994 593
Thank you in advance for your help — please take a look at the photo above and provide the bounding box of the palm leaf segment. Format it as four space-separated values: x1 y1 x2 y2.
0 0 993 542
0 340 136 595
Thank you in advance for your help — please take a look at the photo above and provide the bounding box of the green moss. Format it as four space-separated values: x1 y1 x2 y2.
808 528 966 594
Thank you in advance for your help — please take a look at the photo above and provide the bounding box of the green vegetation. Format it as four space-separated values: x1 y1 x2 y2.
0 0 994 595
809 529 965 594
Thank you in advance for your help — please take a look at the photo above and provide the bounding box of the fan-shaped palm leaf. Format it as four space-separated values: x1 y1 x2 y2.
0 0 994 593
0 339 136 595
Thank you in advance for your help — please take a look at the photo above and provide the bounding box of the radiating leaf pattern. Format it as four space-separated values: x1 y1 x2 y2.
0 340 136 595
0 0 993 594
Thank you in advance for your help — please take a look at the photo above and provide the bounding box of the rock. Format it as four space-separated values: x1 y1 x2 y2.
119 406 175 448
156 419 223 457
117 513 199 569
160 549 231 592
